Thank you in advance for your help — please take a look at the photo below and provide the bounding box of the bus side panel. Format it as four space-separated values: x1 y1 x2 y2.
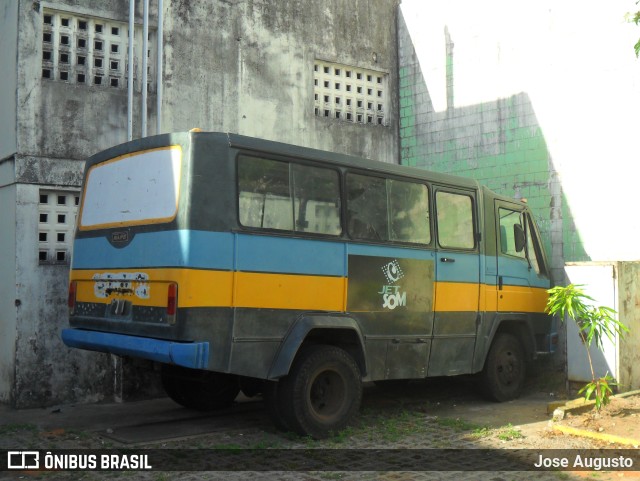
472 282 552 372
346 248 436 381
228 309 300 379
187 133 237 232
227 235 348 378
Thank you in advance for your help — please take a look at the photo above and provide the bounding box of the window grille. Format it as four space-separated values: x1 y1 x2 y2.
38 190 80 265
41 9 155 92
314 61 388 126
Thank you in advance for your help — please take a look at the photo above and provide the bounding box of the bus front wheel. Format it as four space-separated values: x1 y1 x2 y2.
161 364 240 411
480 333 526 402
278 345 362 439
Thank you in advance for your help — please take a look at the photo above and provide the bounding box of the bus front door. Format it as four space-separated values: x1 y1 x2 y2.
428 188 480 376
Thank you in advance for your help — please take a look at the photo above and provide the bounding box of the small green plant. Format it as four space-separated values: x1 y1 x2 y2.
435 417 485 432
546 284 629 411
470 426 491 438
497 423 523 441
625 1 640 57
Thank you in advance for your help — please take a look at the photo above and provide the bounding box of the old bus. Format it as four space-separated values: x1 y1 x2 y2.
62 131 556 438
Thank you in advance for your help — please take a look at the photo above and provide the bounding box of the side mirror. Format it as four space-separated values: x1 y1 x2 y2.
514 224 526 253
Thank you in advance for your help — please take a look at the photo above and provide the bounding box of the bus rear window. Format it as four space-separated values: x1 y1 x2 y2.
79 146 182 230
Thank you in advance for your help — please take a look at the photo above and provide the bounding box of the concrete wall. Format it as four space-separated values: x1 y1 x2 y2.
4 0 400 407
0 0 18 160
618 262 640 391
0 174 17 404
162 0 399 162
17 0 400 163
17 0 156 160
12 183 118 407
398 0 640 278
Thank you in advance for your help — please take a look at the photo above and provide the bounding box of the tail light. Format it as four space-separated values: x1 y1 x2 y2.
68 281 77 315
166 283 178 323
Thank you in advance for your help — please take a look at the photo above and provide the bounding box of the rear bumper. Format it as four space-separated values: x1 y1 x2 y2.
61 328 210 370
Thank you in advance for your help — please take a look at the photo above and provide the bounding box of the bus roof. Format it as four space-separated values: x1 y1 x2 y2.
87 130 486 194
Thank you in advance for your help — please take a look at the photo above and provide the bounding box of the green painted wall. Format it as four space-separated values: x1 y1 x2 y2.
397 15 589 282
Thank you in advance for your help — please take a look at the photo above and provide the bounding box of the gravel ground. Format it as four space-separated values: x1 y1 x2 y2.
1 372 638 480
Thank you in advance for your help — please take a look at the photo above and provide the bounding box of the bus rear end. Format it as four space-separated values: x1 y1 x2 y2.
63 132 212 371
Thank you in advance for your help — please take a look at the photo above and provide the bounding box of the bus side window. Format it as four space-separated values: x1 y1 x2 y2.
436 191 475 249
498 208 525 259
526 214 546 276
292 164 341 235
238 155 342 236
388 179 430 244
347 174 431 244
347 174 388 241
238 156 292 230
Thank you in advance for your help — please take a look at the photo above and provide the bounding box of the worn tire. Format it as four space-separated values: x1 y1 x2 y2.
480 333 526 402
263 380 294 432
278 345 362 439
161 364 240 411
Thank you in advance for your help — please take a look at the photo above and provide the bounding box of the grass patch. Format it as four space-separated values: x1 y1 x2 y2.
251 439 283 449
213 443 243 450
435 417 485 432
497 423 524 441
0 423 38 434
363 409 425 443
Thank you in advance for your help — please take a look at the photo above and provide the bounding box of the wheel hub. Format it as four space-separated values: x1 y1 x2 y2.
309 370 345 419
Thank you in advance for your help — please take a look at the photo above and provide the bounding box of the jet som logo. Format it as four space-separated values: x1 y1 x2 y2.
379 260 407 310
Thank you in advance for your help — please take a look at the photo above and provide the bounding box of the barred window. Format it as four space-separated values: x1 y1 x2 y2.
41 8 156 92
314 60 388 126
39 190 80 264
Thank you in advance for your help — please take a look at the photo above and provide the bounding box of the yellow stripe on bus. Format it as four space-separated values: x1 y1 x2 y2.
434 282 548 313
434 282 481 312
71 268 548 313
494 284 549 313
72 268 233 308
234 272 346 311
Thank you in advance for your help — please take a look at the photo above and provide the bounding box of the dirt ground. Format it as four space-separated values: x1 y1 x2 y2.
560 394 640 444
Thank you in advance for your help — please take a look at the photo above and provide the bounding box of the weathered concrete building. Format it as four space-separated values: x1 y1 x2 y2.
0 0 400 407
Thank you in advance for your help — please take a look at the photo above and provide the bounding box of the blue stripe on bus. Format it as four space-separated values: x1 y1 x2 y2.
72 230 548 288
346 243 435 260
498 256 551 289
72 230 235 270
235 235 346 276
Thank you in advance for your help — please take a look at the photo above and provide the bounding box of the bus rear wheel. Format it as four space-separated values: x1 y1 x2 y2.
278 345 362 439
480 333 525 401
161 364 240 411
263 380 293 432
